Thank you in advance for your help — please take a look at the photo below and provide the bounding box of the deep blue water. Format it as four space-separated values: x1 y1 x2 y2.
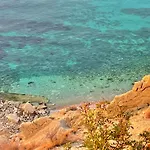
0 0 150 105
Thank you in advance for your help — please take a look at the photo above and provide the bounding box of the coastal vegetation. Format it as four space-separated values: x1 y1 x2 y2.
82 103 150 150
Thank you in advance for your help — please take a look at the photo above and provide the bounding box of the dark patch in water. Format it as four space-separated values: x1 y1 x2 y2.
0 19 71 33
28 81 35 85
0 49 7 59
27 81 35 87
15 21 71 33
135 27 150 38
0 35 44 45
121 8 150 18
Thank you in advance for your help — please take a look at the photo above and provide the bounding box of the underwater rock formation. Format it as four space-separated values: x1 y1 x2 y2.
0 92 48 103
0 49 7 59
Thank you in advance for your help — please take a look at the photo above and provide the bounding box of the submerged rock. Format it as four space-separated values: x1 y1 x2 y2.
0 49 7 59
0 93 48 103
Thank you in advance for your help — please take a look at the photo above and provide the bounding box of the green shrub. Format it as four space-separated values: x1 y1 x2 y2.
63 142 72 150
81 103 150 150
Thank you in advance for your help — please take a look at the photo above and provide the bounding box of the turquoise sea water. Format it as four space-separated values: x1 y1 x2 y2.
0 0 150 105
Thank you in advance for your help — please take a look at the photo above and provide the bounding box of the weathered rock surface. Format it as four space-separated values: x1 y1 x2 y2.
20 102 36 114
107 75 150 114
0 100 54 145
106 75 150 141
14 106 83 150
6 113 19 123
129 106 150 140
144 107 150 119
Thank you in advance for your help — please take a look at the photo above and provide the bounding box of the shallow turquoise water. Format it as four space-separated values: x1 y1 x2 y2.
0 0 150 105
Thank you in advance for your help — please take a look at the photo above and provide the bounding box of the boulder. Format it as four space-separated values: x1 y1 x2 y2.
6 113 19 123
20 102 35 114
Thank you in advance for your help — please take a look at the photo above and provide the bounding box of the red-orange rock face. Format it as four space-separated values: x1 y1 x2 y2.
107 75 150 114
13 107 83 150
144 107 150 119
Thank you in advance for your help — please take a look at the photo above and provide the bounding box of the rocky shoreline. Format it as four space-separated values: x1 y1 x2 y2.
0 99 56 142
0 75 150 149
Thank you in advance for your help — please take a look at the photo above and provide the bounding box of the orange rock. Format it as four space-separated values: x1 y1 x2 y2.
107 75 150 115
0 135 8 144
0 141 25 150
15 108 83 149
144 107 150 119
146 143 150 148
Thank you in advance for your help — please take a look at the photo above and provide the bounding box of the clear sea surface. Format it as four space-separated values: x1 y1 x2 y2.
0 0 150 105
